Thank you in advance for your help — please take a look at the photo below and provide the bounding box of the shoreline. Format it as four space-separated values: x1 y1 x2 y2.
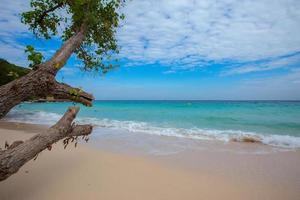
4 105 300 149
0 122 300 200
2 120 298 154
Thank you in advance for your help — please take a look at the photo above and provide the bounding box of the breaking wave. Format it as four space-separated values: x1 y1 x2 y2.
4 109 300 149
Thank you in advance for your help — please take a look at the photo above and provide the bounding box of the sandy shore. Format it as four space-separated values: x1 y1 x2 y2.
0 122 299 200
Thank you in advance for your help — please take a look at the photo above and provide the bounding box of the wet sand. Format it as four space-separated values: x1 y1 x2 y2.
0 122 299 200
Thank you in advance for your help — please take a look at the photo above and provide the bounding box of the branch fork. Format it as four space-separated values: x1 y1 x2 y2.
0 107 93 181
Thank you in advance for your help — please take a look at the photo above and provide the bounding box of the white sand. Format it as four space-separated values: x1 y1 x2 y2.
0 123 299 200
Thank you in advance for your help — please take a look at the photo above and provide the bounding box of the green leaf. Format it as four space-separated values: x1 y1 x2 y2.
21 0 127 75
24 45 44 70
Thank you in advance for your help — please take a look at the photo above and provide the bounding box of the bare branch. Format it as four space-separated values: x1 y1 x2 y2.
51 81 94 106
0 107 93 181
69 125 93 137
7 141 24 150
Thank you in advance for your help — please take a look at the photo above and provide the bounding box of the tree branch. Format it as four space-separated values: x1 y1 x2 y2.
0 107 93 181
42 24 86 75
51 81 94 106
69 125 93 137
7 141 24 150
36 2 64 25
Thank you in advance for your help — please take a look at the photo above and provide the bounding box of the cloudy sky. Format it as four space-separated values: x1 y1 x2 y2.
1 0 300 100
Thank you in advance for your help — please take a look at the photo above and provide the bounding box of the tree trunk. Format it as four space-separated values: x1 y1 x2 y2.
43 25 87 75
0 107 93 181
0 25 92 118
0 24 94 182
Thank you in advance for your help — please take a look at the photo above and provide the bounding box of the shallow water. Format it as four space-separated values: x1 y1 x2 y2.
4 100 300 148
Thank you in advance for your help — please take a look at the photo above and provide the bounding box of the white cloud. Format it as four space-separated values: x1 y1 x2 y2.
222 53 300 75
163 70 176 74
0 0 31 66
0 0 66 66
117 0 300 71
1 0 300 73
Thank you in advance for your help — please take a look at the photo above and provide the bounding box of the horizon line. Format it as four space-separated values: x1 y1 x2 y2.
93 99 300 101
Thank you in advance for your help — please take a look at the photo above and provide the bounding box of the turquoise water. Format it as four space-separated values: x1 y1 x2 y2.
4 101 300 148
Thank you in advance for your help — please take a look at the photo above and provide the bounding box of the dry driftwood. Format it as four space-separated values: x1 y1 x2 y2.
0 106 92 181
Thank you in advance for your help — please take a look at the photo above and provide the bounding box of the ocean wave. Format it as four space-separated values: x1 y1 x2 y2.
4 109 61 125
4 110 300 149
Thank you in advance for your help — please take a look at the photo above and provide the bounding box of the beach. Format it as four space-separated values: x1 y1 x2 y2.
0 122 299 200
1 0 300 199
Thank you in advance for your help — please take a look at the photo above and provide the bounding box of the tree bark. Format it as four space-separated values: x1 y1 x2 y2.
0 68 93 118
43 24 87 75
0 22 95 182
0 106 92 181
0 25 91 118
0 23 94 182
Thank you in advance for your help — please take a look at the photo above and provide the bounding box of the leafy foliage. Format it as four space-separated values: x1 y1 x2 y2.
0 59 30 86
21 0 126 74
25 45 44 70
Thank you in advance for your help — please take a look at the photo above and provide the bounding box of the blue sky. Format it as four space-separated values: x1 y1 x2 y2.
1 0 300 100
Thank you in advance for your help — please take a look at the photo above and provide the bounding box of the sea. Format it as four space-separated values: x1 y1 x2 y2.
3 100 300 149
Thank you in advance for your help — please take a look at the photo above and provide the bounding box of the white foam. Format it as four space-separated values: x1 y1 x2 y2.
4 110 300 149
4 110 62 125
